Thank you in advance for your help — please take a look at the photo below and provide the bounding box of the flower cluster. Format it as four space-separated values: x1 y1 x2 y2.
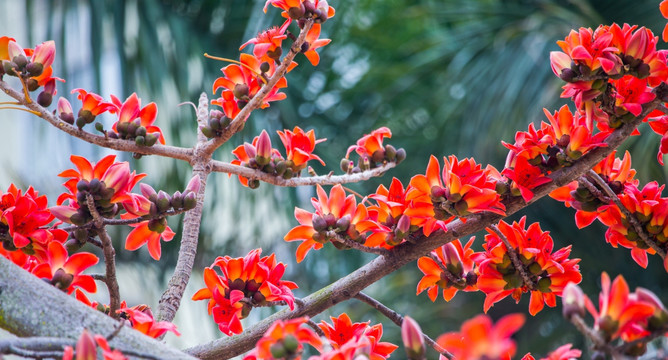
0 37 61 107
473 217 582 315
210 1 334 122
231 127 326 187
417 238 478 302
342 127 406 173
192 249 297 335
317 313 397 360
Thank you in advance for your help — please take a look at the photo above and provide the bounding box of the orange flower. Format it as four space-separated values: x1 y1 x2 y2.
212 53 287 119
0 36 15 61
366 178 418 248
124 220 175 261
543 105 607 157
243 317 322 360
109 93 166 145
473 217 582 315
346 127 392 161
119 305 180 338
436 313 525 360
585 273 655 341
192 249 297 335
284 184 381 262
277 126 326 172
30 241 98 294
417 238 477 302
240 20 291 61
502 155 552 202
407 155 505 235
72 88 116 117
302 23 331 66
318 313 398 360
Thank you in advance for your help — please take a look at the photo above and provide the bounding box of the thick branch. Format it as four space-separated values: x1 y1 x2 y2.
210 160 395 187
184 101 655 359
200 19 315 157
157 93 212 323
0 80 193 162
0 257 196 359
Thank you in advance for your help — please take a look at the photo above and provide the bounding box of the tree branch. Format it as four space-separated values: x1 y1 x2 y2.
157 93 212 323
0 80 193 162
210 159 396 187
184 100 656 359
0 257 197 359
488 223 536 290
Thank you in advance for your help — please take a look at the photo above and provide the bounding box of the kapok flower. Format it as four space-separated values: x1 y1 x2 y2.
301 23 331 66
346 127 392 161
417 238 477 302
407 155 505 235
277 126 326 172
549 151 636 228
366 178 418 248
109 93 165 145
240 20 291 61
473 217 582 315
610 75 656 118
585 273 656 342
212 53 287 119
284 184 382 262
0 184 64 258
119 305 180 338
436 313 525 360
555 27 620 75
71 89 116 127
502 154 552 202
124 220 175 261
318 313 398 360
192 249 297 335
543 105 607 159
52 155 146 224
30 241 98 294
0 36 15 61
243 317 322 360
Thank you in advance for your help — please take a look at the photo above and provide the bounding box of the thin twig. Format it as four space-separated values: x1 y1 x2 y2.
306 319 326 338
354 292 453 359
427 253 460 285
488 224 536 290
60 208 189 232
86 194 121 319
587 170 666 258
577 176 611 203
91 273 107 282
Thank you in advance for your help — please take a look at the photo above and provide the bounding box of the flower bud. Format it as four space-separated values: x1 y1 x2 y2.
37 91 53 107
371 149 385 163
75 329 97 360
31 40 56 69
312 215 328 232
385 144 397 161
185 175 201 194
156 191 172 212
145 133 158 147
402 316 425 360
288 3 306 19
256 130 272 166
336 215 351 232
395 148 407 164
147 218 167 233
200 126 215 138
562 282 585 320
340 158 350 172
52 268 74 291
171 191 184 209
26 62 43 77
260 62 271 73
140 183 158 201
233 83 249 99
248 179 260 189
441 242 463 277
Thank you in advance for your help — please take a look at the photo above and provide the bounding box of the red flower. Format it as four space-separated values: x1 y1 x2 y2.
473 217 582 315
584 273 655 341
31 241 98 294
366 178 417 248
192 249 297 335
318 313 398 360
72 88 116 116
417 238 477 301
407 155 505 235
610 75 656 117
240 20 291 61
436 313 525 360
302 23 331 66
277 126 326 172
243 317 322 360
346 127 392 161
0 36 15 61
284 184 382 262
502 155 552 202
119 305 180 338
212 53 287 119
0 184 65 259
124 220 175 261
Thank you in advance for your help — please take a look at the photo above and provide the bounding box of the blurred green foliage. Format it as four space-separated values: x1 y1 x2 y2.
18 0 668 357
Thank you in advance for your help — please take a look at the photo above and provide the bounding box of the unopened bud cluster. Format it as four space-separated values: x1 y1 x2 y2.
311 213 364 249
569 176 623 213
140 184 198 228
269 334 300 359
290 0 332 24
496 253 551 292
340 145 406 174
200 110 232 138
2 40 57 107
106 119 160 147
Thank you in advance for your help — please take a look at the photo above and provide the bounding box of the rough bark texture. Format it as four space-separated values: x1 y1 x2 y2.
0 256 196 360
157 93 211 323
